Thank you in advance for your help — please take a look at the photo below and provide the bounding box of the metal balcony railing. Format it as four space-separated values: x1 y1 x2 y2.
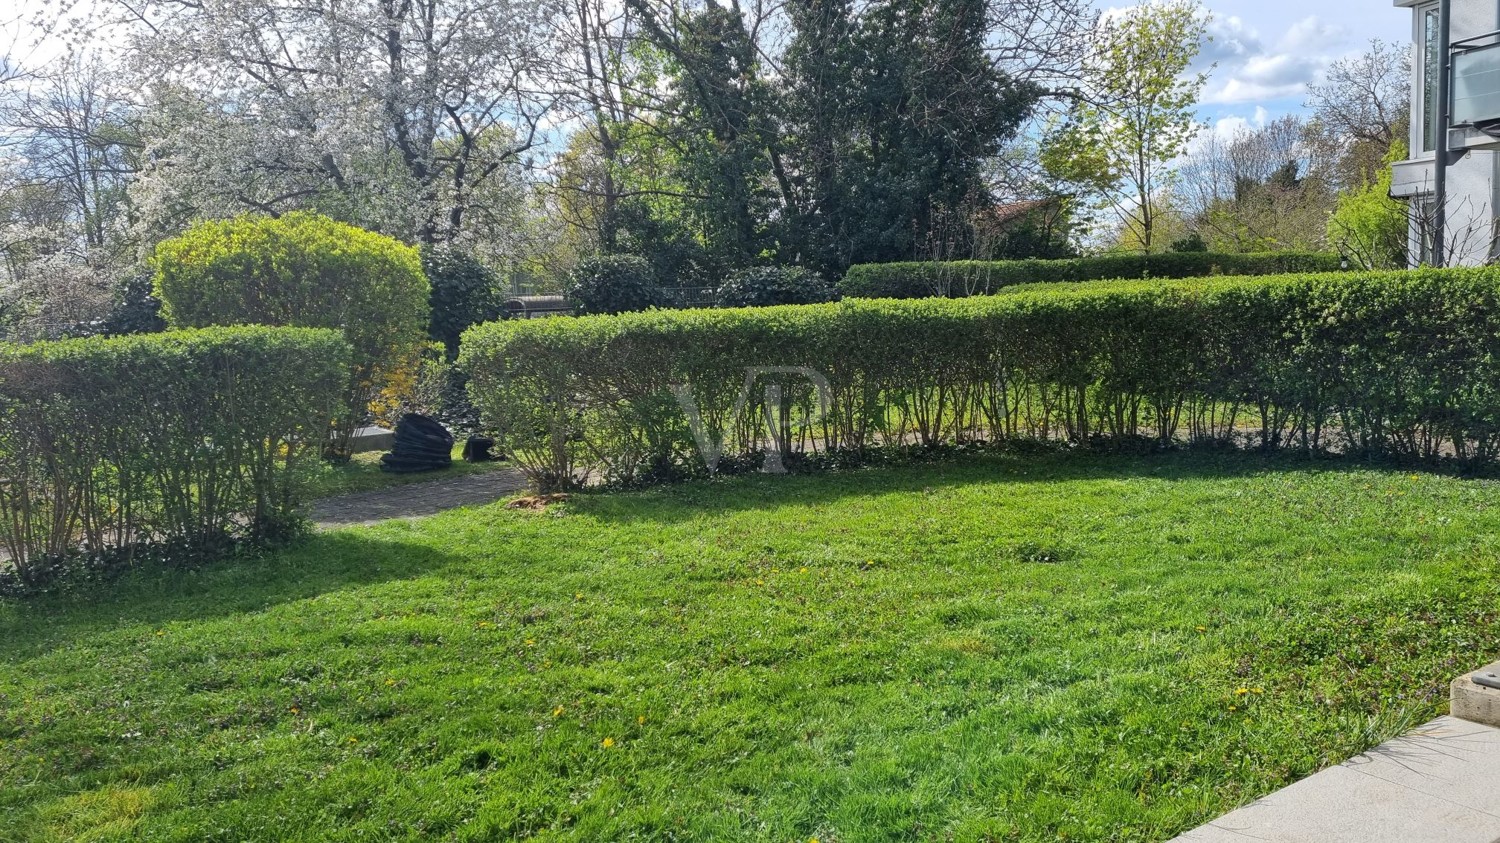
1452 30 1500 128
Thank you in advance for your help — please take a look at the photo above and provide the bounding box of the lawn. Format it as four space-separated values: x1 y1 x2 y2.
309 443 510 499
2 450 1498 842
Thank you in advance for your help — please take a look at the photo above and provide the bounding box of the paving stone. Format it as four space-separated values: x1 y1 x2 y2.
312 468 528 528
1169 716 1500 843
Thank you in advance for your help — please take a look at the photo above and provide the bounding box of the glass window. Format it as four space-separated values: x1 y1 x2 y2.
1424 5 1440 152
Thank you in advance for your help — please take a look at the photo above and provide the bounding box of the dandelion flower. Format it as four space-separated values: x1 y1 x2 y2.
1194 626 1207 632
553 705 564 717
638 715 646 725
602 737 615 748
1235 687 1249 695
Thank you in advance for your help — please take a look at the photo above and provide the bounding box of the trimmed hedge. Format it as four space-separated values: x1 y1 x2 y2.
461 268 1500 489
838 252 1345 299
0 326 350 589
152 212 430 458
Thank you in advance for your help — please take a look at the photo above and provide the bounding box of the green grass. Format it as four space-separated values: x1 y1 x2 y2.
3 450 1498 841
309 443 510 499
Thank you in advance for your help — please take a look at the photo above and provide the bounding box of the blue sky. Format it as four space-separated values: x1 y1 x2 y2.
1170 0 1411 135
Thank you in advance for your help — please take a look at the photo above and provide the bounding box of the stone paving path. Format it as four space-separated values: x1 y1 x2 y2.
311 467 529 529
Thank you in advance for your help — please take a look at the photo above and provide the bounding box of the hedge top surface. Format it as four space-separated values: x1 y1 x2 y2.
0 323 351 371
837 251 1345 299
463 265 1489 349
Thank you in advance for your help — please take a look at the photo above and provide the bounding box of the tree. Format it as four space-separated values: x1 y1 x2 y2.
1176 115 1339 253
775 0 1038 271
0 53 143 338
1041 0 1210 253
1306 39 1409 184
1326 141 1410 270
1307 39 1408 147
112 0 559 247
423 246 502 358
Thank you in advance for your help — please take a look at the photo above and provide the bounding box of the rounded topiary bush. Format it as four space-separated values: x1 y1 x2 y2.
715 265 836 308
422 245 501 357
151 212 430 458
565 255 659 315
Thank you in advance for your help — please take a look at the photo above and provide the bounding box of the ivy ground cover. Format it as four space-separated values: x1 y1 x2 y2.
3 450 1498 841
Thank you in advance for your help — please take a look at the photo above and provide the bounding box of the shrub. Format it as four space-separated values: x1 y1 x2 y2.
461 268 1500 489
565 255 660 315
0 326 350 591
423 246 502 358
62 273 167 339
837 251 1345 299
151 212 430 458
715 266 837 308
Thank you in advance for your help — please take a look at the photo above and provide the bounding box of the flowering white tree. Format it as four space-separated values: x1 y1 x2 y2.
111 0 562 245
0 53 138 337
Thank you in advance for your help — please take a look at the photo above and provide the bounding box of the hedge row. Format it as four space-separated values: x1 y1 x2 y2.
0 327 350 589
461 268 1500 490
837 252 1345 299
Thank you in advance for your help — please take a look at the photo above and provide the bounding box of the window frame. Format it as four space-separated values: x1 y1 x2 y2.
1418 2 1442 155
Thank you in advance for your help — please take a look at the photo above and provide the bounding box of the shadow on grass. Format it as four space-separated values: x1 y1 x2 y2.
571 445 1489 525
0 530 464 664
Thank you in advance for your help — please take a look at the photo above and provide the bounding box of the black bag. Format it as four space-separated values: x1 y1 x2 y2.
462 435 500 463
379 413 455 473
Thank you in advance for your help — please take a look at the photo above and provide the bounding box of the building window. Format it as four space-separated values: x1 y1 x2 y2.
1423 4 1440 153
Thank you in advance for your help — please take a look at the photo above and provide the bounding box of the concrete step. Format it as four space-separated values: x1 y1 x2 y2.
1169 715 1500 843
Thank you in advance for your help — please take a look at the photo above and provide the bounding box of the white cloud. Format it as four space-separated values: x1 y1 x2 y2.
1198 14 1356 105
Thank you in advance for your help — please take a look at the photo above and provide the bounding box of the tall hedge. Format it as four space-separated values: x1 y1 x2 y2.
152 212 430 457
0 327 350 590
838 252 1344 299
461 268 1500 489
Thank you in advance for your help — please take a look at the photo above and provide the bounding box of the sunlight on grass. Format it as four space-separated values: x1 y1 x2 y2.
309 443 509 499
35 785 156 843
2 450 1497 841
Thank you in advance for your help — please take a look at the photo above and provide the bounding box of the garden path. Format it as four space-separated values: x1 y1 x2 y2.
312 467 528 529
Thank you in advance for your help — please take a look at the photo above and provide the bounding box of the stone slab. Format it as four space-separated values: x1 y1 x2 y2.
350 425 395 454
1453 660 1500 729
1168 715 1500 843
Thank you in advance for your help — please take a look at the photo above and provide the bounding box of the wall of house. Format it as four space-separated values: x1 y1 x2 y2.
1392 0 1500 266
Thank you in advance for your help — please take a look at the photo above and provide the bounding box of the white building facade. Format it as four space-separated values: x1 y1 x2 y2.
1392 0 1500 265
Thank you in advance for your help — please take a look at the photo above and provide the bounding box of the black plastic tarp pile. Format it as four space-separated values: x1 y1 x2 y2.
379 413 455 473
